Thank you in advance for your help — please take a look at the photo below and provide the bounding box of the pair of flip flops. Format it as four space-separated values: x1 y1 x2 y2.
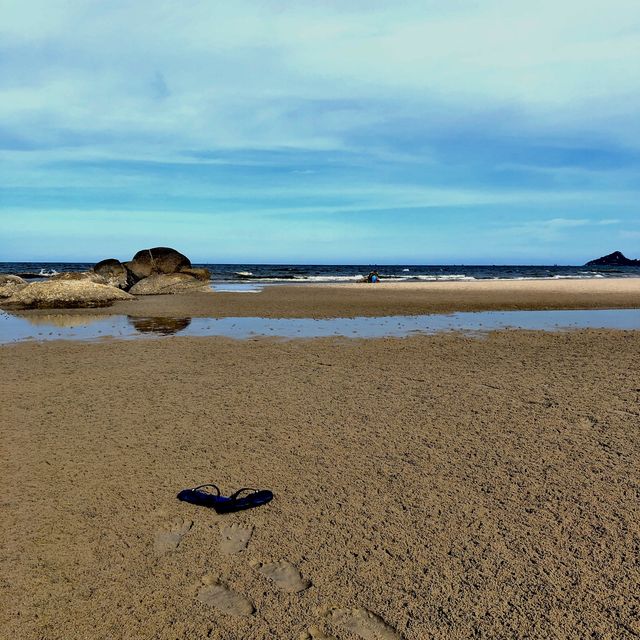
177 484 274 514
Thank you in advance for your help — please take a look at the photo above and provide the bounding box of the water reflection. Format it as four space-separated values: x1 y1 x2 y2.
1 308 640 344
8 312 110 328
128 316 191 335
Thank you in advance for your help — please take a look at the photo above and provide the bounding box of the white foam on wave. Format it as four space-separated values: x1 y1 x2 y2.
413 274 474 281
228 271 621 284
376 274 475 282
302 275 366 282
552 273 605 279
238 275 367 283
234 274 479 283
38 268 58 277
495 274 608 281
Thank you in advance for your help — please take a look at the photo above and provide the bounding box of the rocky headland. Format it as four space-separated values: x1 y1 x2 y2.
585 251 640 266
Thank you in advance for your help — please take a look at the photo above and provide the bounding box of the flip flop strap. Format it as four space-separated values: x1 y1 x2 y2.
229 487 258 500
192 484 221 496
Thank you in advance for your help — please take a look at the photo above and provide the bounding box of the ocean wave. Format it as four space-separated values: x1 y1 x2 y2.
229 273 479 283
551 274 606 279
233 274 367 282
497 274 608 281
412 274 474 281
14 268 59 279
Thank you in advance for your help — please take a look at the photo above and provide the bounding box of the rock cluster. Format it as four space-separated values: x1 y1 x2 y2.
0 247 210 309
95 247 211 295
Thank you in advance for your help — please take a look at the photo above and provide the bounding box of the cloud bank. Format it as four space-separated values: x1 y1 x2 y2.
1 0 639 261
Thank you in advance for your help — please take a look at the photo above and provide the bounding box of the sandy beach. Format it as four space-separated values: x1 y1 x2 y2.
5 277 640 321
2 313 639 638
6 0 640 636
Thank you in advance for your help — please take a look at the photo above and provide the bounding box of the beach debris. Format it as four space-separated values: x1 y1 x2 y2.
219 523 253 555
154 518 193 554
177 484 274 513
254 559 311 593
318 606 402 640
197 581 255 617
4 279 134 309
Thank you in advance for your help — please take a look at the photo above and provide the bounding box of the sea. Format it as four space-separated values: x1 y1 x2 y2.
2 262 640 283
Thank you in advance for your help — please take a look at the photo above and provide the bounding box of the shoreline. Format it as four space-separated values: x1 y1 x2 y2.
4 277 640 320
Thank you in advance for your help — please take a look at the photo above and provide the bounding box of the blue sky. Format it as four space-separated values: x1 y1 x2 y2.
1 0 640 264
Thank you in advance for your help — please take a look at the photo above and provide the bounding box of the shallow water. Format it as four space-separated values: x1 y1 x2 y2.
1 308 639 344
210 283 264 293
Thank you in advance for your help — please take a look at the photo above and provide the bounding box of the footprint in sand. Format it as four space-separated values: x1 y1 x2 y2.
299 625 338 640
319 606 402 640
219 523 253 555
154 518 193 554
197 579 254 617
254 559 311 593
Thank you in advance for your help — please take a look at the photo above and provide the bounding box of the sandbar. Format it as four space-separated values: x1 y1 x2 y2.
3 277 640 320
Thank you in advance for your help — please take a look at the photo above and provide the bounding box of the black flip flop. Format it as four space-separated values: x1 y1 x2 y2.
177 484 274 514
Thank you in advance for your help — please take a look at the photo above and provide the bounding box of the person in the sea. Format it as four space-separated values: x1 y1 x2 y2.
367 270 380 283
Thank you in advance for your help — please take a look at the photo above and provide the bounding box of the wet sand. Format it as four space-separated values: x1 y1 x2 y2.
2 330 639 639
4 277 640 320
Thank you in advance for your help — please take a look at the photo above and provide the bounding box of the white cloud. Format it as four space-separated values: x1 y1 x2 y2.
494 217 622 243
2 0 640 160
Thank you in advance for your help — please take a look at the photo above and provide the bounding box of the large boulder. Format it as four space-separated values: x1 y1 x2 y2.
5 280 134 309
128 273 208 295
0 274 28 299
93 258 137 290
126 247 191 280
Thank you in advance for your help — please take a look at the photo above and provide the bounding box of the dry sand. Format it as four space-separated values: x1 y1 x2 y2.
5 277 640 320
2 329 639 639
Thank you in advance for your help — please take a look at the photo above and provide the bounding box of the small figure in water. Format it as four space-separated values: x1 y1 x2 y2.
367 270 380 283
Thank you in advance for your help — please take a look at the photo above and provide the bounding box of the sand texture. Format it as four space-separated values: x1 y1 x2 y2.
1 331 639 639
4 277 640 320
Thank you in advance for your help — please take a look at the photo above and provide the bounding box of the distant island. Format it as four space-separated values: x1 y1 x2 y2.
585 251 640 267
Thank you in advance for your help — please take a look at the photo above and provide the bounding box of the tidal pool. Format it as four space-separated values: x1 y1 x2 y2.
1 308 640 344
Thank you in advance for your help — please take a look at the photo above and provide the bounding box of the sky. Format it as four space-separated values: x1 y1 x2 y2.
1 0 640 264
